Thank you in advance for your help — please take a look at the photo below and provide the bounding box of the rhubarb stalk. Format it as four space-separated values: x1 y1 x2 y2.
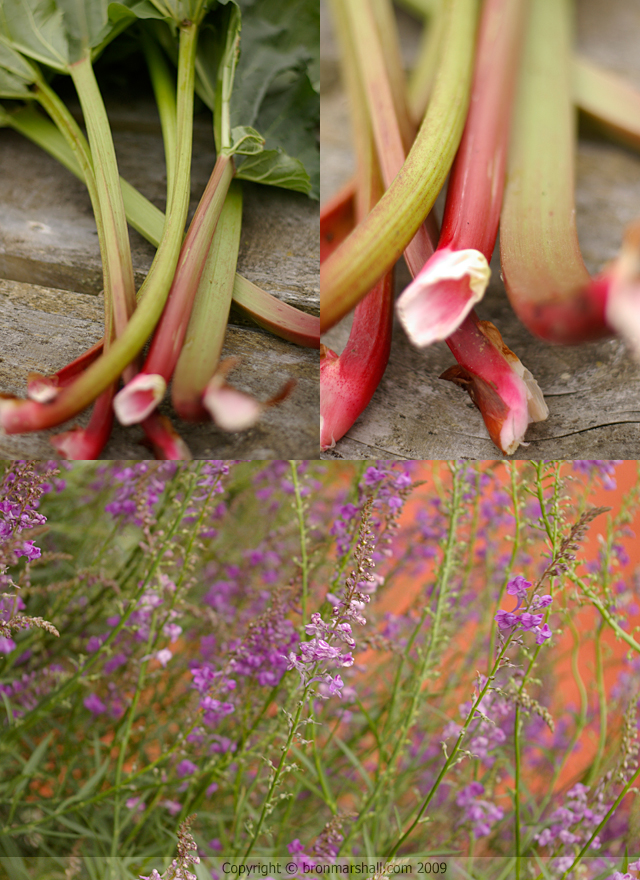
2 103 319 348
499 0 611 344
320 0 395 451
324 0 547 453
396 0 527 347
113 155 235 425
170 182 242 422
320 0 479 332
0 20 199 435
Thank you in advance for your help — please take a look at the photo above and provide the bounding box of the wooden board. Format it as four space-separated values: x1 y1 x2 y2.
320 0 640 460
0 82 319 460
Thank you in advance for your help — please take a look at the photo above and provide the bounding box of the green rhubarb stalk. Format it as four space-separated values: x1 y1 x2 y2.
407 0 445 124
171 180 243 421
112 8 242 425
2 102 319 348
69 54 136 340
499 0 610 344
141 25 178 211
320 0 478 332
0 20 199 435
572 54 640 152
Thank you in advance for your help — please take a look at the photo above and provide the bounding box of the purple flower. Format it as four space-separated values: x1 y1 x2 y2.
519 612 544 631
534 623 552 645
84 693 107 715
176 759 198 778
156 648 172 667
495 610 518 629
456 782 503 838
506 575 531 598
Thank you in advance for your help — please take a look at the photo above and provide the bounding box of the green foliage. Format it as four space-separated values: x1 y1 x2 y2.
0 0 133 69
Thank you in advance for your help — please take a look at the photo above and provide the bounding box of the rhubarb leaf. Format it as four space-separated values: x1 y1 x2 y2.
194 0 318 196
107 0 218 27
229 124 264 155
0 39 37 95
234 149 311 192
0 0 133 69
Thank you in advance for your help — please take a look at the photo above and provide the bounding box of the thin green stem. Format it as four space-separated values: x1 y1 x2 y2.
242 687 311 860
559 763 640 880
514 706 522 877
342 463 465 852
289 461 310 625
385 637 514 858
586 621 607 784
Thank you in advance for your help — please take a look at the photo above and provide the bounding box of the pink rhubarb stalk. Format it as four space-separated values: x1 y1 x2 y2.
397 0 527 347
113 155 234 425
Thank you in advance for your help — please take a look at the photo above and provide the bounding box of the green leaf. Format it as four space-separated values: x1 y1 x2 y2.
231 0 318 128
108 0 217 27
250 69 318 197
0 0 135 68
229 124 263 155
234 147 311 194
195 0 318 195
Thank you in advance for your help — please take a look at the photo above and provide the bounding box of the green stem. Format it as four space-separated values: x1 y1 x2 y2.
31 77 113 342
559 763 640 880
586 621 608 785
242 687 311 860
289 461 310 625
514 706 522 877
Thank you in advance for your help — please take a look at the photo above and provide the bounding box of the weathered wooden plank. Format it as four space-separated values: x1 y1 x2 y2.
320 0 640 460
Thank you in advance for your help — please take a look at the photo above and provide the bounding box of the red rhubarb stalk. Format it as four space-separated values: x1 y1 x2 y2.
320 0 396 450
320 0 479 332
27 339 104 402
396 0 527 347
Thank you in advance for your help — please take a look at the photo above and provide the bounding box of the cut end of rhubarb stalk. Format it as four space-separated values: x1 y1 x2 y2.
203 358 296 433
397 248 491 347
49 426 95 460
441 321 547 455
113 374 167 425
27 373 60 404
606 219 640 359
